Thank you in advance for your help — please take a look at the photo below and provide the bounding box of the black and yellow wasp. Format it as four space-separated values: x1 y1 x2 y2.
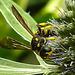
0 5 62 60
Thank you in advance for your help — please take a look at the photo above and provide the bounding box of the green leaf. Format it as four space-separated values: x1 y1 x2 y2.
0 0 37 42
0 57 59 75
0 57 45 75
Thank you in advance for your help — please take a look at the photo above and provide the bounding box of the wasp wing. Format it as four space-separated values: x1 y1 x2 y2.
11 5 35 37
0 37 31 50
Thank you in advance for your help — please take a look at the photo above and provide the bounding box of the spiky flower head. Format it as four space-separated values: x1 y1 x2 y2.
50 0 75 74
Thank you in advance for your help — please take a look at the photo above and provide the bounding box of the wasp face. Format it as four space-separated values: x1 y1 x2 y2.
31 35 45 52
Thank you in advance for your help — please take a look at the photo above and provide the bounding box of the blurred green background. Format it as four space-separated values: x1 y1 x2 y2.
0 0 65 64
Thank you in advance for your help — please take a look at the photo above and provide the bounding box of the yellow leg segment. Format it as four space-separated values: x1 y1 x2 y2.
37 23 56 28
44 27 48 35
46 37 59 41
38 23 49 26
46 37 63 44
44 49 54 60
46 49 54 56
44 25 56 29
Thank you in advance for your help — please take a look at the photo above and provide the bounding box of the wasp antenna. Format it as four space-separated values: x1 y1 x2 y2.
37 24 41 33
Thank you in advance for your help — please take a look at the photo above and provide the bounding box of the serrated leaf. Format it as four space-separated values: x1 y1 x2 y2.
0 0 37 42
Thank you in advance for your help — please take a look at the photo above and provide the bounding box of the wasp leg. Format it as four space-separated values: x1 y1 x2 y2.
37 23 50 30
46 37 64 44
37 23 56 28
37 23 49 26
36 23 49 33
46 37 59 41
43 27 48 35
43 49 54 60
46 49 54 56
44 25 56 29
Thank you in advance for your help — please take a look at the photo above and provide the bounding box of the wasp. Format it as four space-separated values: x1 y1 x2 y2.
0 5 62 60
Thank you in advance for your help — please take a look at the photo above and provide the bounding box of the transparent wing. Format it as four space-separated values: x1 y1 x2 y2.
11 5 35 38
0 36 31 50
